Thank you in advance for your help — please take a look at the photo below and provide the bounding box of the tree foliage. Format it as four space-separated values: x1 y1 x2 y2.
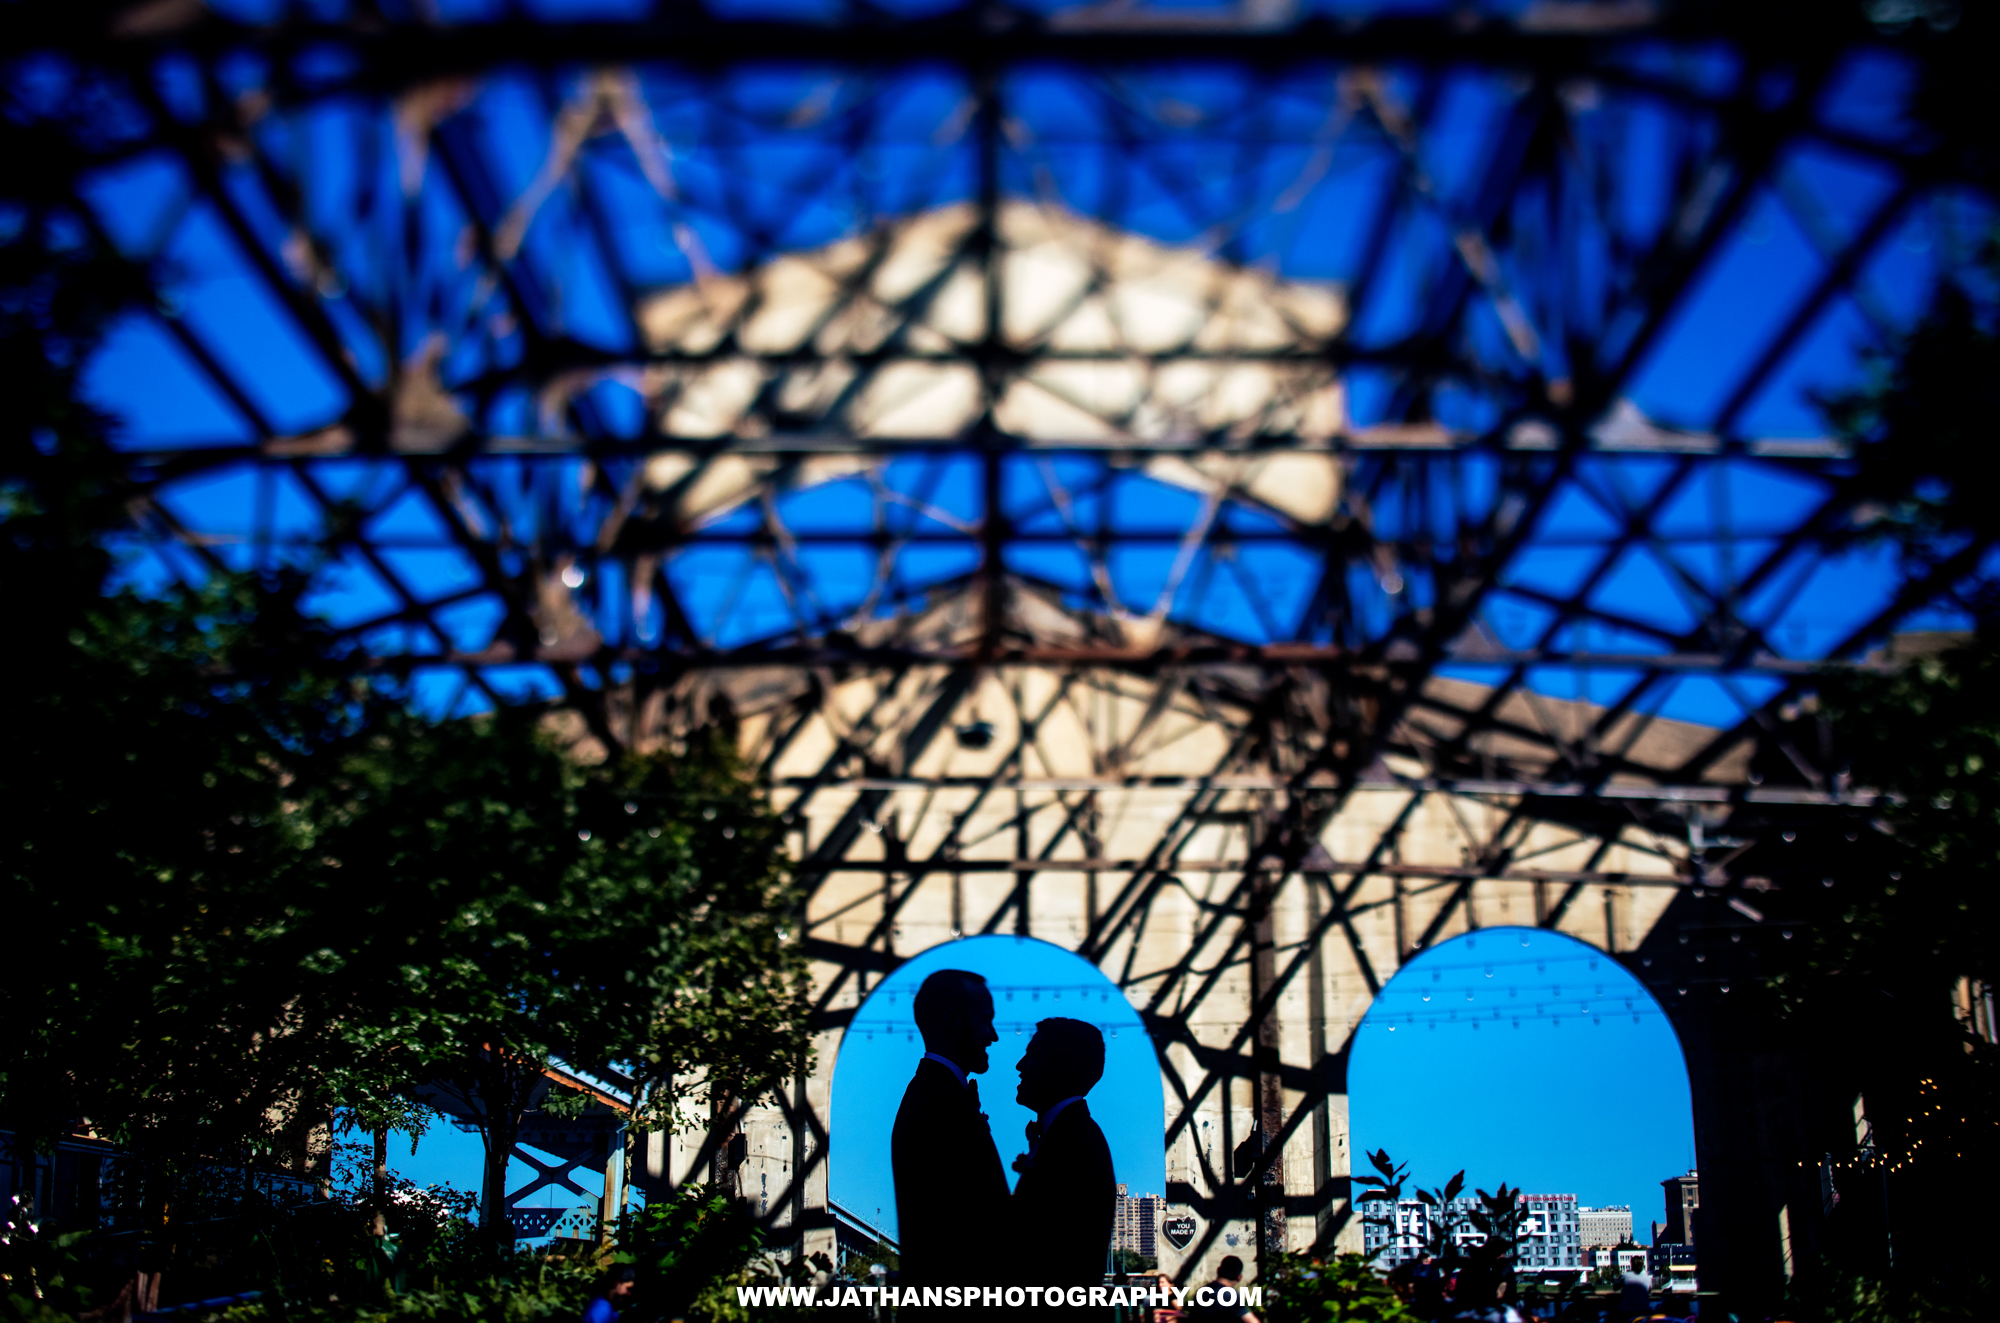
1827 275 2000 620
1812 648 2000 994
1263 1252 1420 1323
3 133 811 1247
293 711 811 1228
1776 1263 1991 1323
1334 1149 1536 1323
4 128 368 1202
1755 227 2000 1251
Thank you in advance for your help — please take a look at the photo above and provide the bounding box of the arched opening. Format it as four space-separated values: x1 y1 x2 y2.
1349 927 1695 1290
829 935 1167 1274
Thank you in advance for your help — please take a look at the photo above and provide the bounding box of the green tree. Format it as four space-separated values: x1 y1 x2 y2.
1112 1248 1157 1274
616 1183 832 1323
4 124 373 1214
1263 1252 1418 1323
1354 1148 1411 1264
293 712 811 1237
3 108 810 1251
1756 231 2000 1276
1409 1171 1467 1265
1462 1183 1528 1270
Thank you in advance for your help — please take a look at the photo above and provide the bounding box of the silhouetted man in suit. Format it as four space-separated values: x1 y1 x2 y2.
892 969 1009 1289
1011 1016 1117 1293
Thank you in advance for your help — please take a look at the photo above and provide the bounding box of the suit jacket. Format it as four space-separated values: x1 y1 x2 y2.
892 1057 1010 1286
1011 1099 1117 1288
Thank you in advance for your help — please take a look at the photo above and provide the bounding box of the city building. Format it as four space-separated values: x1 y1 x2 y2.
1113 1184 1168 1260
1586 1244 1648 1276
1659 1171 1699 1246
1361 1196 1436 1267
1516 1194 1584 1276
1361 1193 1583 1277
1648 1242 1698 1293
1642 1172 1699 1293
1579 1205 1632 1249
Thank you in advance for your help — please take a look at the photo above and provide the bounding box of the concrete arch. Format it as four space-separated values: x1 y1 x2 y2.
1348 925 1695 1273
825 935 1167 1270
649 662 1712 1283
624 657 1805 1302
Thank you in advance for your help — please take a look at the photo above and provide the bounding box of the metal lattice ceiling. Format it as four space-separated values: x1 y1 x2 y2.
18 0 1997 1290
26 1 1988 773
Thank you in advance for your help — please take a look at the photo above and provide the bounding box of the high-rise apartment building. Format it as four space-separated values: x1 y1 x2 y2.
1659 1172 1699 1246
1360 1193 1583 1275
1580 1206 1633 1249
1113 1184 1168 1260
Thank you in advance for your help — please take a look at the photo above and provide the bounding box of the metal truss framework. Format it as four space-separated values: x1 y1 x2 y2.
14 0 1993 1304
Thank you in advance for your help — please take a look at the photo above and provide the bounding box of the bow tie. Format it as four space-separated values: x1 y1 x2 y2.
966 1079 980 1107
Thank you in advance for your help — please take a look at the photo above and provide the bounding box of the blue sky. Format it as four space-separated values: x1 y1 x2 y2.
829 936 1167 1242
1349 927 1694 1237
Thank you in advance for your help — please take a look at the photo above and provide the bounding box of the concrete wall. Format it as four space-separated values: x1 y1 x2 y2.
638 658 1717 1286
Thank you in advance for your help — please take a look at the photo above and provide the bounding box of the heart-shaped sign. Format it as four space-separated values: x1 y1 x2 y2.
1162 1215 1197 1251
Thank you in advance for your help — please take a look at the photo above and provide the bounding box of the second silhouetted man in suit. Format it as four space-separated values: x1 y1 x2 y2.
892 969 1009 1289
1011 1016 1117 1292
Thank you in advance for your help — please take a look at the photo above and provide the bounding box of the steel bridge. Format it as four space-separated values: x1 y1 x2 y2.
17 0 1994 1306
